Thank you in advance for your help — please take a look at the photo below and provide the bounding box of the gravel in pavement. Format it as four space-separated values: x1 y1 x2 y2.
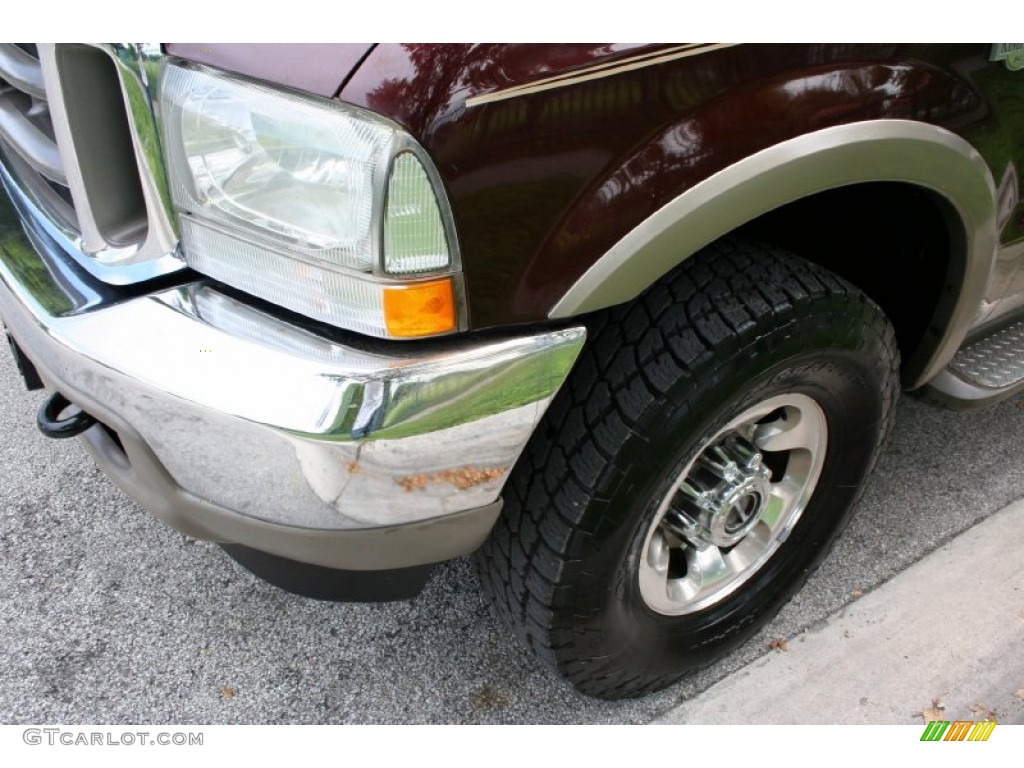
1 348 1022 723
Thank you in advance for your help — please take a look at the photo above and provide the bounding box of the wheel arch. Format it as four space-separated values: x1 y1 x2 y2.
549 120 998 388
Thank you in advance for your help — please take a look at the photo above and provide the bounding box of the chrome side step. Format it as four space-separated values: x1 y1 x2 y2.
950 319 1024 388
928 318 1024 407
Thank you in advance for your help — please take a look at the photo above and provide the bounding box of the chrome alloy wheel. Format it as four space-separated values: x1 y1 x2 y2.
638 393 828 616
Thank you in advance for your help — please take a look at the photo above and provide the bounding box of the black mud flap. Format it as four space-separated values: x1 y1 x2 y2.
220 543 432 602
5 332 43 390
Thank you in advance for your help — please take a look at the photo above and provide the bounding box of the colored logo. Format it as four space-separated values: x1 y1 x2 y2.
920 720 996 742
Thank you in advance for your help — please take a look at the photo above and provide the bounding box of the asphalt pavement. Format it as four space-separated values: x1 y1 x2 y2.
1 346 1023 724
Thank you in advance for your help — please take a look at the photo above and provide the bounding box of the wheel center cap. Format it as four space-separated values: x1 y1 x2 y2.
662 434 774 549
704 478 770 547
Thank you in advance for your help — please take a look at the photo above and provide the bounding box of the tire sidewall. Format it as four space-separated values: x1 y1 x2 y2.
563 301 892 680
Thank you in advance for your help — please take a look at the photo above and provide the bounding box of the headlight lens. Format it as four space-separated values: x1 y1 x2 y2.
159 61 458 338
384 152 452 275
162 63 394 271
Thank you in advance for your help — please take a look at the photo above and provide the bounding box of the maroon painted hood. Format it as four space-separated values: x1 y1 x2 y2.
163 43 374 98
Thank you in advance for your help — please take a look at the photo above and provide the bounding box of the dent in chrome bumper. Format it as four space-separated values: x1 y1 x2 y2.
0 171 586 565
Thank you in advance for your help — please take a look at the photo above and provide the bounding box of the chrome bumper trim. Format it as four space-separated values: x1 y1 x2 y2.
0 184 586 537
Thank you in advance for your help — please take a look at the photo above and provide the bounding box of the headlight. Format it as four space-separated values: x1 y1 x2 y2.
159 61 459 338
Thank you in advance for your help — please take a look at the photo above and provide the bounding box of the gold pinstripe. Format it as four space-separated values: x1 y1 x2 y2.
465 43 738 108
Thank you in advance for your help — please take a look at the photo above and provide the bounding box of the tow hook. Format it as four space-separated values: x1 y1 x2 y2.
36 392 97 439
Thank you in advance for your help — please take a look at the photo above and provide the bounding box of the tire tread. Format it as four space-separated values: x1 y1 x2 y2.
476 240 900 698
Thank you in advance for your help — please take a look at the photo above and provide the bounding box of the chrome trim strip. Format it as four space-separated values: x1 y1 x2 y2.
101 43 179 252
0 91 66 184
550 120 998 388
131 43 164 103
0 43 46 99
465 44 737 108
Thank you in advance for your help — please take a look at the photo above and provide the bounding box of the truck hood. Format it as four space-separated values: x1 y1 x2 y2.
163 43 374 98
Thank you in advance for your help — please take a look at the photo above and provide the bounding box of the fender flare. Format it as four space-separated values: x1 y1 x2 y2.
549 120 998 386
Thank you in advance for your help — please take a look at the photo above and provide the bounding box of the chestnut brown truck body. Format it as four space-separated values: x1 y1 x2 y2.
2 43 1022 698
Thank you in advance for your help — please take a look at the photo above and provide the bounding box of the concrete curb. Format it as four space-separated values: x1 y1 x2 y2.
656 499 1024 724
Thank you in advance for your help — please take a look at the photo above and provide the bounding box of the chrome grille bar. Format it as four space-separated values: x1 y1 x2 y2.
0 91 66 184
37 44 107 254
0 44 46 100
0 43 182 285
31 45 182 283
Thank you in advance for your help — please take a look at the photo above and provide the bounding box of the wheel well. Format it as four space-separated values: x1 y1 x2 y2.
735 182 965 386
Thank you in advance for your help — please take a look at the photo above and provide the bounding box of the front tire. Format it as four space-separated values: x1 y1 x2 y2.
477 241 899 699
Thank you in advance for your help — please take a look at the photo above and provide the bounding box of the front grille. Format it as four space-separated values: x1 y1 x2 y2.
0 43 182 284
0 44 78 233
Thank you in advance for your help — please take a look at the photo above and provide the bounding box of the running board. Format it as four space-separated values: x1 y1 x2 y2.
927 318 1024 408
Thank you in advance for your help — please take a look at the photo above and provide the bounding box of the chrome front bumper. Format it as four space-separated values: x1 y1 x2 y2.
0 169 585 570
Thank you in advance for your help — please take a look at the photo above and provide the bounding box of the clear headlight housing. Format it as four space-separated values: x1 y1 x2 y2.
159 61 460 338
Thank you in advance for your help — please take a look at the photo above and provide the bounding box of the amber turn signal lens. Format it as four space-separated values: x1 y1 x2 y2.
383 278 457 338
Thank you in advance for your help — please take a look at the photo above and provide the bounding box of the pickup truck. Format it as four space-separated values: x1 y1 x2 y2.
0 43 1021 700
